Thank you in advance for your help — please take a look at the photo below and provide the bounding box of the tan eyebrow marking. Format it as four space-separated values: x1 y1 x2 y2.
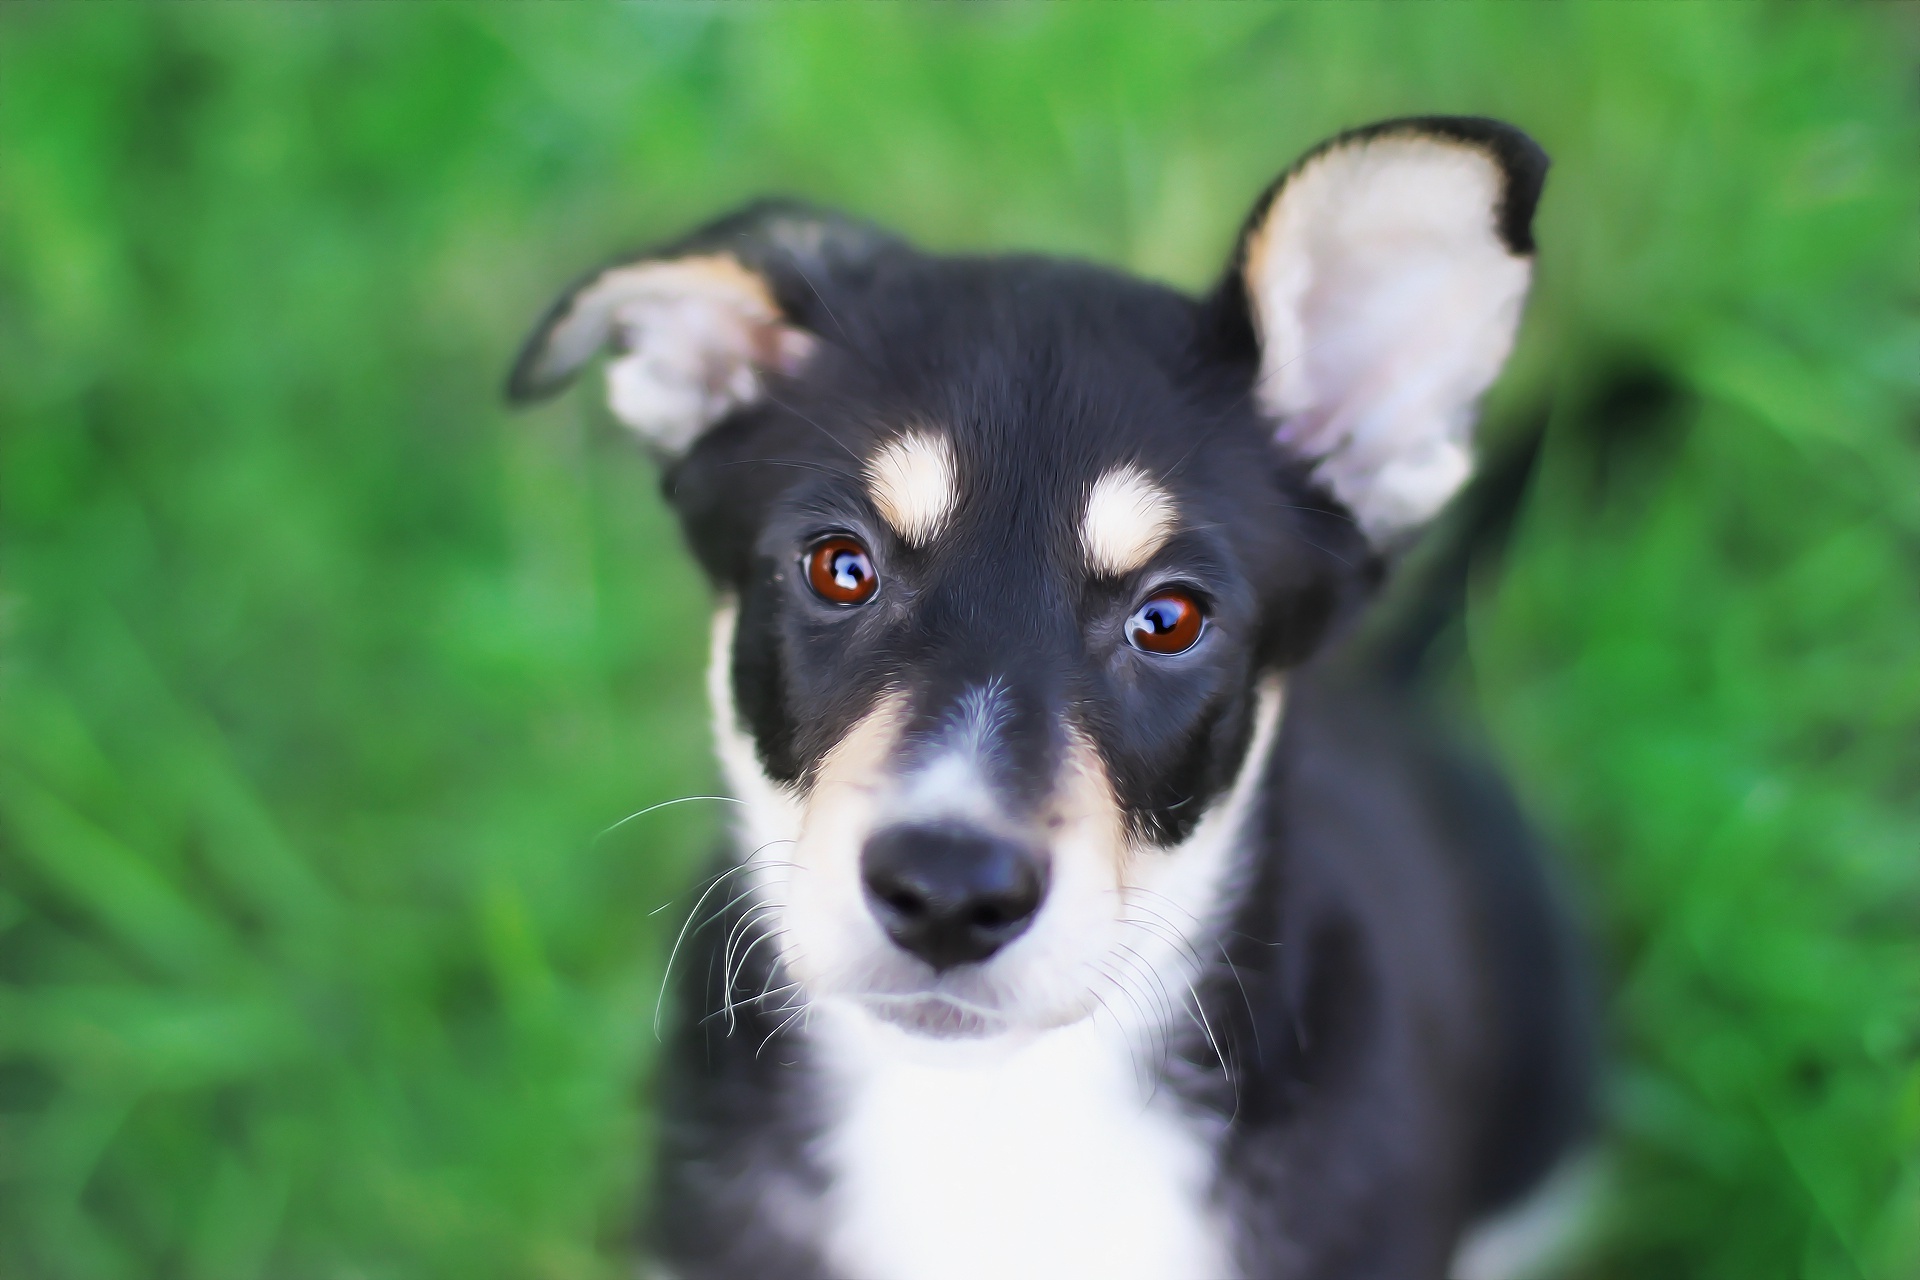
1081 465 1179 576
865 431 958 546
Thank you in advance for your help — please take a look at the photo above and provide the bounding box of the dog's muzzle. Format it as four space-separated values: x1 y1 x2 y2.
860 823 1049 971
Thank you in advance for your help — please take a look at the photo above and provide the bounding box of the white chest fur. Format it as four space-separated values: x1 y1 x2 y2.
810 1000 1233 1280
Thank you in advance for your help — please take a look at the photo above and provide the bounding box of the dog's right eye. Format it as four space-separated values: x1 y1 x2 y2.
1126 590 1204 655
805 537 879 606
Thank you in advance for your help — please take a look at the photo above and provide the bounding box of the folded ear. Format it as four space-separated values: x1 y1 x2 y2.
506 201 897 456
1219 116 1547 542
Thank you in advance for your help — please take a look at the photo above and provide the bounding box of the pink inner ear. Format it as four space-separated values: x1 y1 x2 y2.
576 254 815 456
1242 133 1535 541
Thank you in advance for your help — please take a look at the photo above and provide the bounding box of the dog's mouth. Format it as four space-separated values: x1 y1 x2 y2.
858 991 1012 1040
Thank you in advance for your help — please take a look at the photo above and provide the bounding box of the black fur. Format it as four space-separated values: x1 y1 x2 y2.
512 116 1591 1279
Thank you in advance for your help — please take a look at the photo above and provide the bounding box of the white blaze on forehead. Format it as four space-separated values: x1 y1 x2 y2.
866 431 958 546
1081 465 1179 577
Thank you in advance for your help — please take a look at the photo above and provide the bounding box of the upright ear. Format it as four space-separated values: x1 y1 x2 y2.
1217 116 1547 542
506 201 897 456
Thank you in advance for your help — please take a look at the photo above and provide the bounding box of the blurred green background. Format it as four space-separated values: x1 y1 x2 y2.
2 5 1917 1278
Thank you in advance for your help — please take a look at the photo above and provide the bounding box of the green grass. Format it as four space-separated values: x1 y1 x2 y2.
1 6 1916 1278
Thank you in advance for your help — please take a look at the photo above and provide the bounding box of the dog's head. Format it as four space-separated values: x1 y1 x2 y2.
511 118 1545 1040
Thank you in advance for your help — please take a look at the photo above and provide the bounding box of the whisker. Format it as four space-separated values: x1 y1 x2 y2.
719 904 784 1032
707 890 780 981
1093 957 1151 1033
721 897 780 970
1095 959 1163 1103
652 839 797 1041
1121 889 1262 1058
750 934 792 1002
597 794 745 843
697 881 774 937
1112 941 1179 1038
1118 885 1204 928
1084 984 1149 1097
756 998 813 1060
1185 977 1241 1124
1121 928 1261 1073
1116 940 1188 1084
1116 891 1214 974
718 457 850 478
1211 941 1262 1062
759 387 863 464
1119 913 1209 979
649 850 803 920
731 925 786 999
703 980 801 1028
778 255 860 363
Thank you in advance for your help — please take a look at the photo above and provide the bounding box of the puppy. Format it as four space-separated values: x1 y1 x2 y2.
509 116 1590 1280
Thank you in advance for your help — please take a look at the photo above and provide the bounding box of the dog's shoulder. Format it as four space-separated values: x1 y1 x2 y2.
1192 669 1592 1268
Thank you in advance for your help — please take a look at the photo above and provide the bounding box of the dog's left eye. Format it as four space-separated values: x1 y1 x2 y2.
805 536 879 605
1126 590 1204 655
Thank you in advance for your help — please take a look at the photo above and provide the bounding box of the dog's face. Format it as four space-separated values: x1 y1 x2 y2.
511 118 1545 1039
676 257 1351 1038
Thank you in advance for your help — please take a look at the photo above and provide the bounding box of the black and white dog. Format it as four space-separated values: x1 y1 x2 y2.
509 117 1590 1280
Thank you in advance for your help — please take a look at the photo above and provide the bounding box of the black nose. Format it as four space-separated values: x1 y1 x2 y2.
861 825 1047 971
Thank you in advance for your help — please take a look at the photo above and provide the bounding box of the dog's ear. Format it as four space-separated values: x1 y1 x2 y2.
1212 117 1547 542
506 200 897 456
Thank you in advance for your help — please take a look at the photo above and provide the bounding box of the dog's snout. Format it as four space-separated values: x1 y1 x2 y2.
861 825 1047 971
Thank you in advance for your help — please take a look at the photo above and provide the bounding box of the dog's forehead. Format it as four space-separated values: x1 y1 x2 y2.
859 424 1192 574
831 258 1221 561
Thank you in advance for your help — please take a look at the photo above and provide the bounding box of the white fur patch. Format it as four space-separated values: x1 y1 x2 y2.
866 431 959 547
1082 465 1179 577
538 254 815 456
1245 135 1532 539
814 1005 1233 1280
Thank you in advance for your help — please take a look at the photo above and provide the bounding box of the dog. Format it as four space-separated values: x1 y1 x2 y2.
508 116 1592 1280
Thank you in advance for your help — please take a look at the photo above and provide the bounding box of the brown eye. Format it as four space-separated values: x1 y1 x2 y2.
1125 591 1203 655
805 537 878 605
